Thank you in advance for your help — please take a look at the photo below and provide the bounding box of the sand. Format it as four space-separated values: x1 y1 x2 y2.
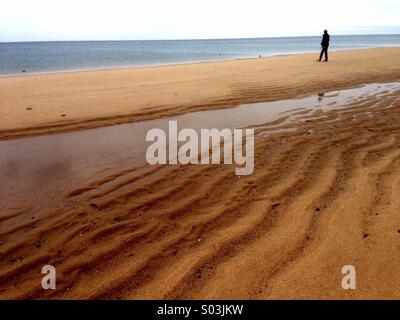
1 48 400 300
0 47 400 138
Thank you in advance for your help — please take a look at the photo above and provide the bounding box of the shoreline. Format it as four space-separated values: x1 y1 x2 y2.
1 46 399 79
1 47 400 140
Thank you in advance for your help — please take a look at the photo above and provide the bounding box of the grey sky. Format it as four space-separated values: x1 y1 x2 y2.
1 0 399 42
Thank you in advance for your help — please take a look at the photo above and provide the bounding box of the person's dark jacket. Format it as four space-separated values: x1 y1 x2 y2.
321 33 330 48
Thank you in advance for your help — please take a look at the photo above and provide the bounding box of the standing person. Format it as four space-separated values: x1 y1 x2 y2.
319 30 330 62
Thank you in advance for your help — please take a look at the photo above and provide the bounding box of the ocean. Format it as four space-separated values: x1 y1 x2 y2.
0 34 399 76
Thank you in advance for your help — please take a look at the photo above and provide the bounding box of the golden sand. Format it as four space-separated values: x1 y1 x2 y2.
0 48 400 299
0 47 399 138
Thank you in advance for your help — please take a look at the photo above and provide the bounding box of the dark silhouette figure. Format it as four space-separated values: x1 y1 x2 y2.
319 30 330 62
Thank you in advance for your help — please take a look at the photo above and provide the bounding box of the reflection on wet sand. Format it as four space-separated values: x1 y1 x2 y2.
1 82 400 299
1 82 400 211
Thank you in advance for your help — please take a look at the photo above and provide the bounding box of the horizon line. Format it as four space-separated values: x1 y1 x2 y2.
1 33 399 44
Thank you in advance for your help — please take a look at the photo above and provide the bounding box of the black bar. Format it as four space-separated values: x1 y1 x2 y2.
0 300 396 318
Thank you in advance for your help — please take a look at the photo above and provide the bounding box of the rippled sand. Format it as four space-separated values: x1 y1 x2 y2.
1 80 400 299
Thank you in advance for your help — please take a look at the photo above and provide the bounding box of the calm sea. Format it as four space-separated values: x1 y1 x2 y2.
1 35 399 76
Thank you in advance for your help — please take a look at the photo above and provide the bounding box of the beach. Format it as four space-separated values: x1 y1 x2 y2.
1 47 400 299
1 47 400 138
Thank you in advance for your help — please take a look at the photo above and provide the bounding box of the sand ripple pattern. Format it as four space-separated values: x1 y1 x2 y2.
1 89 400 299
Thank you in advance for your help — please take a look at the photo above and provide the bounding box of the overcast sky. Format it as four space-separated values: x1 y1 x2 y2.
1 0 399 42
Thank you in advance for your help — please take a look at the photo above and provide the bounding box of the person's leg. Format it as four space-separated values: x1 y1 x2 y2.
324 47 328 61
319 48 324 61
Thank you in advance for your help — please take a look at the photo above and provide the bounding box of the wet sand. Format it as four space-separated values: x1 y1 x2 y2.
1 83 398 211
1 48 400 139
1 79 400 299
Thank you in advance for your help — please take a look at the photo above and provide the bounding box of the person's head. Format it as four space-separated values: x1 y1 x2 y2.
324 30 328 34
